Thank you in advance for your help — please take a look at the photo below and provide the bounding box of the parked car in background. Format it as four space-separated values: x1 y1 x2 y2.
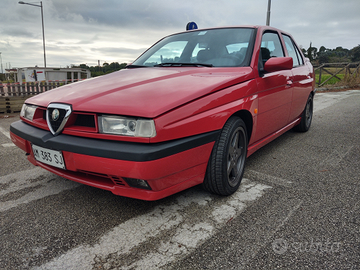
10 25 315 200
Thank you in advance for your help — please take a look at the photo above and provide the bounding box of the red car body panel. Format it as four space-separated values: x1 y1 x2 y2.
10 25 315 200
10 132 213 201
27 67 254 119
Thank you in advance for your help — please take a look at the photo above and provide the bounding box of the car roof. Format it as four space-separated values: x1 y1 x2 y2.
170 25 291 37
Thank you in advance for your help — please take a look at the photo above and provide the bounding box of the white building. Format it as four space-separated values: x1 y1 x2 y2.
16 67 91 84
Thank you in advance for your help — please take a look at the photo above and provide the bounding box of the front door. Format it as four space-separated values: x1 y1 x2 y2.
254 31 293 142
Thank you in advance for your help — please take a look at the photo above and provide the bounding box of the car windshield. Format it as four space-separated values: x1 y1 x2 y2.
132 28 255 68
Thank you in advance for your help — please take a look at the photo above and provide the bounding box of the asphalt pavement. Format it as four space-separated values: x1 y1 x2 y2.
0 90 359 269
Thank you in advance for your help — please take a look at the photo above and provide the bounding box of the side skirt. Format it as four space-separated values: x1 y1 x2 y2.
247 117 301 157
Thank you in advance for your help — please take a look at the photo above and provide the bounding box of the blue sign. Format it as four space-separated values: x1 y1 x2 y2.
186 22 198 31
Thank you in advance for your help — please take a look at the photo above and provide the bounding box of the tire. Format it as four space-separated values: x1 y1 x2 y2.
203 117 248 196
294 93 313 132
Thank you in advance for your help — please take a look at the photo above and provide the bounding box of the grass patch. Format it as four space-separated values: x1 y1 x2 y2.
314 66 360 86
315 73 346 85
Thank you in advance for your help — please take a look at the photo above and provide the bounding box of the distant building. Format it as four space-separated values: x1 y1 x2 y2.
14 67 91 84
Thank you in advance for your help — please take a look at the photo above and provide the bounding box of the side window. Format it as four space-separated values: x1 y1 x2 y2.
295 44 304 65
260 32 284 68
282 35 304 67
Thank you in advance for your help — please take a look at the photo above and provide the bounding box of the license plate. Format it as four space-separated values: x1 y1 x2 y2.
32 144 66 169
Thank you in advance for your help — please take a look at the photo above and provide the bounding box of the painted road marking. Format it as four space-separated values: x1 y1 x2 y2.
35 179 272 270
0 167 80 212
0 125 15 147
2 91 357 269
1 142 15 147
0 125 16 147
124 182 270 270
0 126 11 139
205 198 304 269
245 169 292 187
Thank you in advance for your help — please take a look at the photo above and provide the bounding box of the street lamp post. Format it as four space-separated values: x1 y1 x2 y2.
18 1 46 68
0 52 3 74
266 0 271 26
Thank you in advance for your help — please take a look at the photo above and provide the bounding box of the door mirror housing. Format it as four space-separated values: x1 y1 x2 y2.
264 57 293 73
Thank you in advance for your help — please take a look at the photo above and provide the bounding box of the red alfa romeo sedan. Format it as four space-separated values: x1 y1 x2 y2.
10 25 315 200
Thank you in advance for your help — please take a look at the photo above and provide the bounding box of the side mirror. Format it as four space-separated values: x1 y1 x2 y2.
264 57 293 73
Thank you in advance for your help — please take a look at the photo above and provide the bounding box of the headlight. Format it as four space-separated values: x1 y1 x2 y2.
20 104 37 121
98 115 156 138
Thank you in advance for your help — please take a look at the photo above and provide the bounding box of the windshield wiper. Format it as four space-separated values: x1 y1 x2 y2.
126 64 149 69
154 63 213 67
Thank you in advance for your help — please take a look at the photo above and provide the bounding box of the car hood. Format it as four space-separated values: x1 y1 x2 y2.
27 67 254 118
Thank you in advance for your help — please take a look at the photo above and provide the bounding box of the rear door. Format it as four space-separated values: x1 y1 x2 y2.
254 31 293 142
282 34 314 121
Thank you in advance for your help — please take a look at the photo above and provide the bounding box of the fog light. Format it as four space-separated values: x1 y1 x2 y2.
124 178 151 190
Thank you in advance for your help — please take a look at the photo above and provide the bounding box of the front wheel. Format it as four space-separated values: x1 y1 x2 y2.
294 93 313 132
203 117 248 196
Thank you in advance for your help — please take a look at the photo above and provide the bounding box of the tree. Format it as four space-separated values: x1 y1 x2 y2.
318 53 329 64
76 62 129 77
350 45 360 62
319 46 327 53
301 47 307 56
317 46 329 64
306 42 318 62
79 64 89 69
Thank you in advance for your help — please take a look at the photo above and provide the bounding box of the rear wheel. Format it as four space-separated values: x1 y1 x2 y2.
294 93 313 132
203 116 248 196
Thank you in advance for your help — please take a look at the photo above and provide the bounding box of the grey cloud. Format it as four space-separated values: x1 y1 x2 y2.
1 28 35 38
1 0 360 68
91 46 146 54
48 0 201 30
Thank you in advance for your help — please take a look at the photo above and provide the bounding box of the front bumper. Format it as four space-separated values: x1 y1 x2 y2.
10 121 218 200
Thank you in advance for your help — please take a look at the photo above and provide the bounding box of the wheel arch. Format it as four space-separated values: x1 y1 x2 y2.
232 109 253 143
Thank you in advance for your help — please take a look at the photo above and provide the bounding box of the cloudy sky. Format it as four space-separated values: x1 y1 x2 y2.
1 0 359 69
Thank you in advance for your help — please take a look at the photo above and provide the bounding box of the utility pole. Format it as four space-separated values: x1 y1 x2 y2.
266 0 271 26
0 52 3 74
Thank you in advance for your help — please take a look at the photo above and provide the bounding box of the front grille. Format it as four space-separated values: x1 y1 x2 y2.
34 106 96 134
79 170 127 186
74 114 96 128
110 176 126 186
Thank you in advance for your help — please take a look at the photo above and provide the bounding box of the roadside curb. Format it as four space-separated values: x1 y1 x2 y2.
315 84 360 92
